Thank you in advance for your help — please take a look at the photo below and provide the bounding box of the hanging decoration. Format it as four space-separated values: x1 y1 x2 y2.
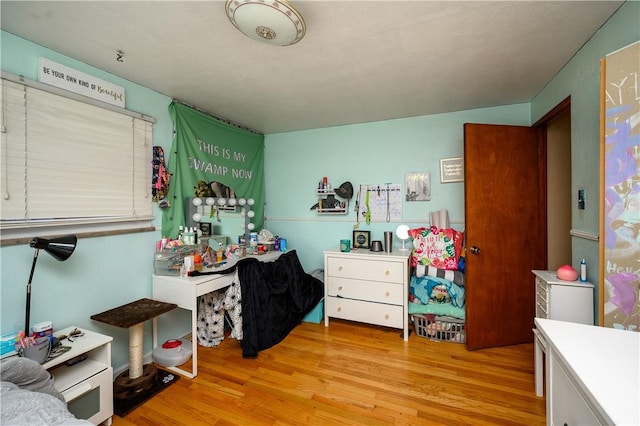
356 184 402 223
152 146 170 208
163 102 265 240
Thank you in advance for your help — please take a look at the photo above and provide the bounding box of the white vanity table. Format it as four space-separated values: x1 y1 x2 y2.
152 251 281 378
535 318 639 426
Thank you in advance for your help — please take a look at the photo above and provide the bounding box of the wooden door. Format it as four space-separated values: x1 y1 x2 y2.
464 123 547 350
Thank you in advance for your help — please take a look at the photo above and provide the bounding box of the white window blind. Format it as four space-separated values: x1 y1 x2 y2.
1 78 153 232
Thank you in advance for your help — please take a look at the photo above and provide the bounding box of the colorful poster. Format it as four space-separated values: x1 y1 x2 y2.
602 41 640 331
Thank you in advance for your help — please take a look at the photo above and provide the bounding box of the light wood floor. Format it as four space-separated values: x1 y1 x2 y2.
112 319 546 425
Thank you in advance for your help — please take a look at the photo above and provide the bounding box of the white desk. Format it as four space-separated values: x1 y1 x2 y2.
535 318 639 426
152 251 281 378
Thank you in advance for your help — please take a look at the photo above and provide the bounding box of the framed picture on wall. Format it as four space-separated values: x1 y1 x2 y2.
440 157 464 183
405 172 431 201
353 230 371 249
199 222 211 237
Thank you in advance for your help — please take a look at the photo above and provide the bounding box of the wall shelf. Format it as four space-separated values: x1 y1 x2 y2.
313 183 349 215
317 207 348 214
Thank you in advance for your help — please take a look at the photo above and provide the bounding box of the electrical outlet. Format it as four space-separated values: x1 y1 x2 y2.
578 189 585 210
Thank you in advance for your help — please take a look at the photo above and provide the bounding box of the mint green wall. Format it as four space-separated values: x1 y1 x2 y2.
530 0 640 323
1 2 637 370
0 31 177 370
264 104 530 271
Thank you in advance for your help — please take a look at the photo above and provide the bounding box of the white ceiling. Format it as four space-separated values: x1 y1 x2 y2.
0 1 623 134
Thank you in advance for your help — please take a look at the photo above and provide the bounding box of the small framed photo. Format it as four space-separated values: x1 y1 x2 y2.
352 230 371 249
199 222 211 237
440 157 464 183
405 172 431 201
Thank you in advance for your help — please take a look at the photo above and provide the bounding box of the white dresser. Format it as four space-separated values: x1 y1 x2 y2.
535 318 639 426
324 249 410 340
532 269 594 397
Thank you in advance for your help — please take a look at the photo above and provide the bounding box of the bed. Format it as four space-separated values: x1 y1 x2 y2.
195 250 324 357
0 356 92 425
406 226 466 342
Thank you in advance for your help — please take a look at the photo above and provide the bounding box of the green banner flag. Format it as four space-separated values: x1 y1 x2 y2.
162 102 265 241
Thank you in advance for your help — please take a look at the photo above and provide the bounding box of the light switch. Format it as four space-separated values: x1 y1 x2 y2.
578 189 585 210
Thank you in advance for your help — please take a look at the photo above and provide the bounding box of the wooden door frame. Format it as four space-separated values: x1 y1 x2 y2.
532 95 572 271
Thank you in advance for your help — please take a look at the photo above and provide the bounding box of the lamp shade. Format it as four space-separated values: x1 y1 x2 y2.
225 0 306 46
30 235 77 261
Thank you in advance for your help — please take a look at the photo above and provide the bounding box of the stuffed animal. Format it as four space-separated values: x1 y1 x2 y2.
194 180 213 197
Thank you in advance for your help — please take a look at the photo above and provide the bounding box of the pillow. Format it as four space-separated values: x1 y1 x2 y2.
409 226 464 270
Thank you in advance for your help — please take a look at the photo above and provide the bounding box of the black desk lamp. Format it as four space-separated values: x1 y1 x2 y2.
24 235 77 336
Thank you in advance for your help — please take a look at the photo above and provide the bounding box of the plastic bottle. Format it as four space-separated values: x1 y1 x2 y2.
190 227 196 245
580 259 587 282
216 243 224 262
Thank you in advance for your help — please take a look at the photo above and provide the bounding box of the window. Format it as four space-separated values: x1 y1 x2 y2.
1 75 154 240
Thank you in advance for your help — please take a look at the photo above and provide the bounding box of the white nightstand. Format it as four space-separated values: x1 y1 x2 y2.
44 326 114 425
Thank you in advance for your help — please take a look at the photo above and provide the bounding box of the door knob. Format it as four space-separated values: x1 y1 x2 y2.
470 246 480 255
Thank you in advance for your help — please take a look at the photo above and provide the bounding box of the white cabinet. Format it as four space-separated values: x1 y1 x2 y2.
324 249 410 340
533 270 594 324
44 327 113 425
532 269 594 397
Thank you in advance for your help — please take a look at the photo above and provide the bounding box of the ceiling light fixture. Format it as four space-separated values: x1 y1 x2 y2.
225 0 306 47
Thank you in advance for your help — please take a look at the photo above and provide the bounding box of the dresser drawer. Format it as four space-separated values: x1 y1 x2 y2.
326 256 404 284
550 355 602 425
327 277 403 305
536 301 549 319
536 278 548 302
535 278 549 318
326 296 404 328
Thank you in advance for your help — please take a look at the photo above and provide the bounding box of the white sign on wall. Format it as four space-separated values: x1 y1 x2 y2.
38 58 125 108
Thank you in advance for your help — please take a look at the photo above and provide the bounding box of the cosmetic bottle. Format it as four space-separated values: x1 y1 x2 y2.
580 259 587 282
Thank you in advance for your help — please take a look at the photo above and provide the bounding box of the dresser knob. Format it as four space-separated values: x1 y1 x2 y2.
385 314 389 320
385 291 390 297
338 286 343 291
337 307 342 312
338 266 343 271
385 270 390 276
